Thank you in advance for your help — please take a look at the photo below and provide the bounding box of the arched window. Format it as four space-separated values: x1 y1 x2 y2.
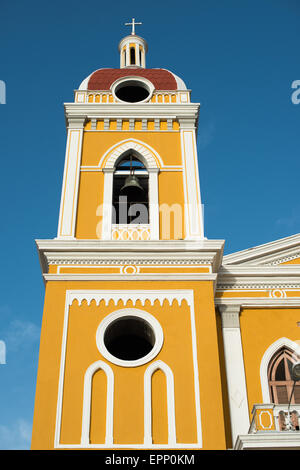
268 347 300 404
112 154 149 224
130 47 135 65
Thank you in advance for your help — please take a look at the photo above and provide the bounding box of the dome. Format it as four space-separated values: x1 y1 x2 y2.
78 68 187 91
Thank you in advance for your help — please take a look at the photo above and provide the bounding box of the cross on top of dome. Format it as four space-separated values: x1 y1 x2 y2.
124 18 142 36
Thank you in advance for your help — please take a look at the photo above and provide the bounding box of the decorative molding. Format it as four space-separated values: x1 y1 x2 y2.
81 360 114 446
263 252 300 266
64 103 200 123
218 304 241 329
48 257 213 266
57 128 83 239
49 259 212 266
217 266 300 291
44 273 217 282
111 76 155 105
234 431 300 450
66 290 194 307
217 281 300 290
144 361 176 446
219 302 250 444
215 298 300 308
180 129 204 240
54 289 203 449
223 233 300 267
35 238 225 276
99 138 163 169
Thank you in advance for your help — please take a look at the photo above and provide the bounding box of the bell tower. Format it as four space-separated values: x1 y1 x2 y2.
31 22 226 450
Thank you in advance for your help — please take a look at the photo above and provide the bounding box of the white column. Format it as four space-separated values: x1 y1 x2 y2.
126 43 130 67
179 120 204 240
135 43 140 66
218 304 250 446
120 47 124 68
101 169 114 240
148 169 159 240
141 47 146 68
57 117 85 239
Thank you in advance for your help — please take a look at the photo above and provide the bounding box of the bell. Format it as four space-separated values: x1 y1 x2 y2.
120 174 144 195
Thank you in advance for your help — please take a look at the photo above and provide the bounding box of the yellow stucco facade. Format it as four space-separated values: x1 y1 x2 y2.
31 29 300 451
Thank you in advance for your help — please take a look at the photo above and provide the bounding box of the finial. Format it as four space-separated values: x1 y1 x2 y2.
125 18 142 36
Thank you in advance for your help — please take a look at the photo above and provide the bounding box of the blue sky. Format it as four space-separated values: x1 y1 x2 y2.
0 0 299 449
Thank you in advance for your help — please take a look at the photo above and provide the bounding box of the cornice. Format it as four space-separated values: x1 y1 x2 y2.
43 273 217 282
234 432 300 450
36 238 224 251
36 238 224 276
223 233 300 266
64 103 200 126
215 298 300 308
217 265 300 290
46 254 215 266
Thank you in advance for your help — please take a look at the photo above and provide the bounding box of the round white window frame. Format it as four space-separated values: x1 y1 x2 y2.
111 76 155 104
96 308 164 367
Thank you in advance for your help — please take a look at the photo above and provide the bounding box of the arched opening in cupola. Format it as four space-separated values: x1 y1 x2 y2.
130 47 136 65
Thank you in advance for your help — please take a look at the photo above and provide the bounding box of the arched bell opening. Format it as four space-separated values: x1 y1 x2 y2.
112 153 149 224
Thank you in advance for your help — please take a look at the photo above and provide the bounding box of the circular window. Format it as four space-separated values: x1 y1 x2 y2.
96 309 164 367
112 77 154 104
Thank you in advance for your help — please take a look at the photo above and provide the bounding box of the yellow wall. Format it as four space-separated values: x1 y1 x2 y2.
81 131 182 167
75 131 186 239
31 280 227 450
240 307 300 415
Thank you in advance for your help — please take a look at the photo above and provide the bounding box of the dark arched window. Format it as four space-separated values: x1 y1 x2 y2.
268 347 300 404
112 154 149 224
130 47 135 65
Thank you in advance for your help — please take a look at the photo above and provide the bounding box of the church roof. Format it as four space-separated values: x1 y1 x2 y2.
78 68 187 91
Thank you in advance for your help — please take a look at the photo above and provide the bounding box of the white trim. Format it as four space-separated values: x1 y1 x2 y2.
144 361 176 445
36 238 225 277
148 170 159 240
260 337 300 403
101 169 113 240
99 138 163 169
111 76 155 104
223 233 300 266
57 127 84 238
180 129 204 240
96 308 164 367
99 139 161 241
169 71 187 91
215 298 300 308
64 103 200 126
81 360 114 446
234 432 300 450
218 305 250 444
44 273 217 282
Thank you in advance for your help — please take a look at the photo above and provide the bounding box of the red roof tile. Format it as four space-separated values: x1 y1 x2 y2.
88 68 178 90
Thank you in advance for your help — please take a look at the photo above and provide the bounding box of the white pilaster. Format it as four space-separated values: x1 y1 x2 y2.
179 120 204 240
135 43 140 66
126 43 130 67
101 169 114 240
57 117 85 239
218 304 250 446
148 168 159 240
141 49 145 68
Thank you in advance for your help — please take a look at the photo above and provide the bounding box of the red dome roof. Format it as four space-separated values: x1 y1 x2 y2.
87 68 178 91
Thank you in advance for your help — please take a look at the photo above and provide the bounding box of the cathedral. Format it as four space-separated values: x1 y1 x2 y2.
31 21 300 450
